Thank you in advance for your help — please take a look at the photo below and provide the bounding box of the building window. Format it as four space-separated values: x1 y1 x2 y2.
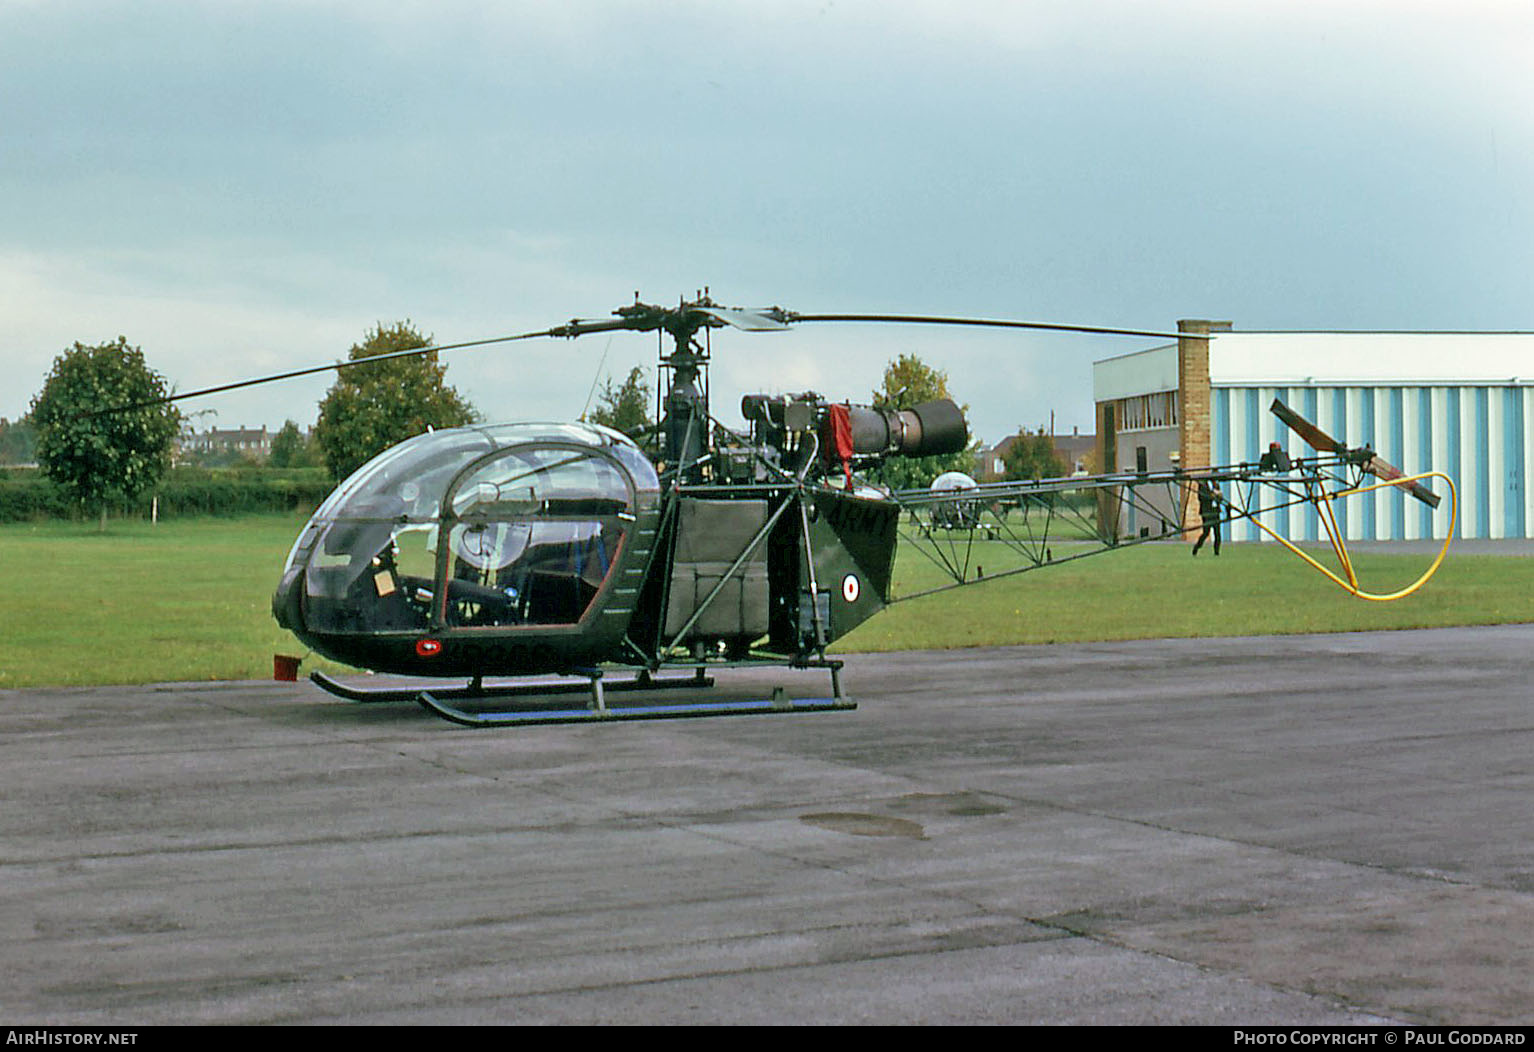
1115 392 1178 432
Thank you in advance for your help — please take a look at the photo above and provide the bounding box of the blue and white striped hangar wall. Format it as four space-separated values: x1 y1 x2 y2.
1209 334 1531 542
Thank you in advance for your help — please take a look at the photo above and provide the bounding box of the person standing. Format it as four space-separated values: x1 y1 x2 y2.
1192 479 1222 556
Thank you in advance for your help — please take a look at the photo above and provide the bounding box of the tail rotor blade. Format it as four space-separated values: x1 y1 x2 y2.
1362 453 1443 509
1271 399 1440 508
1270 398 1345 454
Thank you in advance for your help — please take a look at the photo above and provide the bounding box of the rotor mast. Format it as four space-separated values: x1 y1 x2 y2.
661 292 714 480
603 290 725 480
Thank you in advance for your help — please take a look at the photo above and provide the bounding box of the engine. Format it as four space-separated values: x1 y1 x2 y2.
731 392 968 482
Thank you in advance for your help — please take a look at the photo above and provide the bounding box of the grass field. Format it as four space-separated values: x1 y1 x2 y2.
853 536 1532 650
1 515 318 688
0 512 1529 688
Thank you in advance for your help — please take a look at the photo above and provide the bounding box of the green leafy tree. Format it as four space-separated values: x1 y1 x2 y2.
867 353 978 491
585 365 651 438
314 322 477 481
28 337 181 528
1002 427 1066 481
268 419 318 469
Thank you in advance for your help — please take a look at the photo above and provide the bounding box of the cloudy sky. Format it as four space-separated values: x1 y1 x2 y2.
3 0 1530 444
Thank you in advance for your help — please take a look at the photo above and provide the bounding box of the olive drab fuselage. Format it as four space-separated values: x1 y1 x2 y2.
271 420 901 678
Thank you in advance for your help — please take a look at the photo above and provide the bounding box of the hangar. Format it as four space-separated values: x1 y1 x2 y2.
1093 322 1534 541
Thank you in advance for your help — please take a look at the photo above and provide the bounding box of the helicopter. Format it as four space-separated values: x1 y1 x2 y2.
143 292 1457 726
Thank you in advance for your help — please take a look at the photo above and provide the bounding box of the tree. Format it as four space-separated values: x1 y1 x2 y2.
268 419 318 469
313 322 477 481
866 352 979 491
28 337 181 527
1002 427 1066 481
585 365 651 438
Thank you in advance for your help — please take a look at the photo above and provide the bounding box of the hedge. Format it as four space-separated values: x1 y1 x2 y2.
0 467 335 522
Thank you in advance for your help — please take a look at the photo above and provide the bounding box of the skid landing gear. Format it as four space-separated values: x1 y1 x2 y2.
309 667 714 704
309 663 854 728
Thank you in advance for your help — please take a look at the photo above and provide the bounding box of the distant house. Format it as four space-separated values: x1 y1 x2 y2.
979 428 1096 482
185 426 273 459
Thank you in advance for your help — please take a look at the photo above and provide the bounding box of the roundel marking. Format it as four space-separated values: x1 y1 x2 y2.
416 638 444 658
841 573 860 603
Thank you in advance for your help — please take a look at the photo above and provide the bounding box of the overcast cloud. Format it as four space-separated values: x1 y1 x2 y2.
3 0 1530 442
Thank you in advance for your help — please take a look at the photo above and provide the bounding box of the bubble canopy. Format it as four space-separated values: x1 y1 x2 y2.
275 422 660 648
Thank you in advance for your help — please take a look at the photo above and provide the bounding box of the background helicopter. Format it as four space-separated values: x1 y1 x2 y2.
146 292 1454 726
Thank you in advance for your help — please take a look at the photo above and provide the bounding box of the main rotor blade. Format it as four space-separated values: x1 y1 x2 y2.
96 327 562 416
695 306 791 332
546 317 638 338
786 313 1206 342
93 296 1212 420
